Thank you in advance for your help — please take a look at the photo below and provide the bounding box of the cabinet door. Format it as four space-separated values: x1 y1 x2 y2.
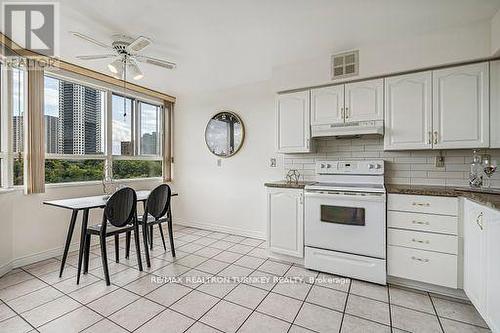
276 91 311 153
463 200 487 314
310 85 344 125
345 79 383 122
267 188 304 258
486 208 500 332
384 72 432 150
490 60 500 148
433 63 489 149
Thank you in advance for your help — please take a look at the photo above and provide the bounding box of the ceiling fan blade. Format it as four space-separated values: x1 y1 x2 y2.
70 32 110 49
126 36 152 53
76 54 116 60
135 55 176 70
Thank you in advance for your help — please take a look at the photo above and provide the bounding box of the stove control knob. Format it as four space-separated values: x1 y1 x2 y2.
368 164 375 169
320 163 326 169
375 164 381 169
326 164 332 168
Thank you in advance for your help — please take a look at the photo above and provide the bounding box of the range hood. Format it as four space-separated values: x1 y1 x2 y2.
311 120 384 138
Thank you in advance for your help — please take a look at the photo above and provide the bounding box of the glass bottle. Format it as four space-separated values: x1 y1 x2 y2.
469 150 483 188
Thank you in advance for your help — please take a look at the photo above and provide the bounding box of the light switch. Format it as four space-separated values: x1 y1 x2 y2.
270 158 277 167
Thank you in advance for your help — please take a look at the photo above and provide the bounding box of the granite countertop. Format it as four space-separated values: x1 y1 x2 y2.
387 184 500 210
264 180 314 189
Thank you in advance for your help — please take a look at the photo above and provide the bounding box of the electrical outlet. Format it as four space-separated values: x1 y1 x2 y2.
217 159 222 167
435 155 445 168
270 158 277 167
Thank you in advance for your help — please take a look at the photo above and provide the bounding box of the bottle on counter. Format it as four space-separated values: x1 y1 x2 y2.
469 150 483 188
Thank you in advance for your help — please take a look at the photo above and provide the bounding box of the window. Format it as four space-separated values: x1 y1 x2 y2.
112 94 133 156
111 93 163 180
139 101 161 156
13 67 25 186
43 75 106 183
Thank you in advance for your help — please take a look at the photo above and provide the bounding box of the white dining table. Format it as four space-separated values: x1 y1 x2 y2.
44 190 178 283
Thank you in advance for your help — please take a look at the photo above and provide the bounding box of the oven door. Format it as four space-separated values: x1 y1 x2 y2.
305 190 386 259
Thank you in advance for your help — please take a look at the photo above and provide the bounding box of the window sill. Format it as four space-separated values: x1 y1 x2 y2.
45 177 163 189
0 188 17 195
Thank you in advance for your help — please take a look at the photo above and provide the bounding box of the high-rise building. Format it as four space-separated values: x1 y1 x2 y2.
44 115 59 154
58 82 102 154
12 115 23 153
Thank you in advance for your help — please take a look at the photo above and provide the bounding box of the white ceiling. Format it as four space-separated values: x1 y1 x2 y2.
44 0 500 95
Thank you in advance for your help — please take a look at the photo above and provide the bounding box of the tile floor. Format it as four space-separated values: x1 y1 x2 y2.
0 225 491 333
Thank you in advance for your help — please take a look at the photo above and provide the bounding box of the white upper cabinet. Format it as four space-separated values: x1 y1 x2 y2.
276 91 312 153
384 72 432 150
345 79 384 122
433 62 489 149
310 85 344 125
490 60 500 148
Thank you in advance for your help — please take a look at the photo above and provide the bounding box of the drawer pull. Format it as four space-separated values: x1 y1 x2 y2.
412 202 430 207
411 256 429 263
476 212 484 231
411 238 430 244
412 220 430 225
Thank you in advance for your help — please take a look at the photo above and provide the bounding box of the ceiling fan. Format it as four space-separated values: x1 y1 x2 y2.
71 32 176 80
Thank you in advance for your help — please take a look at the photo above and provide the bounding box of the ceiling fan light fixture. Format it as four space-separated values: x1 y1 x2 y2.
108 58 122 74
128 62 144 80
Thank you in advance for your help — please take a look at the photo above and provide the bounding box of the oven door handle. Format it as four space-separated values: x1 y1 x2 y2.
304 191 386 202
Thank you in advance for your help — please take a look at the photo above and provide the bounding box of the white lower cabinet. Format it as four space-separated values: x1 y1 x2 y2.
266 187 304 258
387 194 458 289
463 199 500 332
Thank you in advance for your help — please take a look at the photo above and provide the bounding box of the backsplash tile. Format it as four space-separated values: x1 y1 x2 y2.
283 135 500 187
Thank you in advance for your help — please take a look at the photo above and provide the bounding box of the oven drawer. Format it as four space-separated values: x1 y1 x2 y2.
388 194 458 216
388 245 457 288
388 229 458 255
387 211 458 235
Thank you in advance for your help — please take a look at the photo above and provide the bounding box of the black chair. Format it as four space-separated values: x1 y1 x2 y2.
82 187 143 285
126 184 175 267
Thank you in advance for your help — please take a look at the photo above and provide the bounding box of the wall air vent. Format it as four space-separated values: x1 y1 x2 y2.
331 50 359 80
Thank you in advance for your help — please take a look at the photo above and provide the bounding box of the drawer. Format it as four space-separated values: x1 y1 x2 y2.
388 245 457 288
387 211 458 235
388 229 458 255
388 194 458 216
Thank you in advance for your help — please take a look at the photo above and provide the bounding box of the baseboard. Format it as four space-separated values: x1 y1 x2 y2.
10 242 81 271
0 261 13 278
388 276 468 300
174 218 265 240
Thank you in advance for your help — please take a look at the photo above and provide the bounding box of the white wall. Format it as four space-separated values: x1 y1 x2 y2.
492 9 500 56
0 191 14 276
173 20 494 238
172 81 282 238
272 20 492 92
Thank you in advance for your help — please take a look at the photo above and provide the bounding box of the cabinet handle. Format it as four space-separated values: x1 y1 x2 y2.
345 107 349 119
411 238 430 244
433 131 438 144
299 194 303 205
411 256 429 263
428 131 432 145
412 202 430 207
476 212 484 231
412 220 430 225
341 107 345 119
306 138 310 148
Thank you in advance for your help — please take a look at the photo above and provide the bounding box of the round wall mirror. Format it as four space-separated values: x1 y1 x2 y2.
205 111 244 157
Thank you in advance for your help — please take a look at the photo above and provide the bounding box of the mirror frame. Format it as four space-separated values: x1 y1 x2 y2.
204 110 245 158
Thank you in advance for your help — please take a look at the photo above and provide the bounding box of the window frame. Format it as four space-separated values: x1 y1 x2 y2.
41 70 165 184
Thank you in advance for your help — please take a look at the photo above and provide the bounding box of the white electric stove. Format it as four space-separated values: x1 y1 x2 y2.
304 160 387 285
